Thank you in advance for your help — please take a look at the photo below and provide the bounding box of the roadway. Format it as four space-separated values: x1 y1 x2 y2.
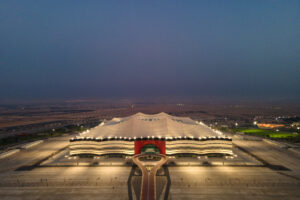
132 154 167 200
233 139 300 171
0 136 71 174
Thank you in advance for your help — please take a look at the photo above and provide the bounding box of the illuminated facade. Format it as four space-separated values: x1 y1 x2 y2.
69 112 232 156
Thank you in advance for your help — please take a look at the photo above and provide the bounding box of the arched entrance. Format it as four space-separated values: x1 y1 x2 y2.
141 144 160 154
134 140 166 154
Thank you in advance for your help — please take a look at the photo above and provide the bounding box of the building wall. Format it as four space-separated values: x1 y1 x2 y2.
69 138 232 156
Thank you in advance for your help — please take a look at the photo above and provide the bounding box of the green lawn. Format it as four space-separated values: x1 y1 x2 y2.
235 128 298 139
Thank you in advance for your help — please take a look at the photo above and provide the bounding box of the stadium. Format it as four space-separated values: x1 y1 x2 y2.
69 112 232 156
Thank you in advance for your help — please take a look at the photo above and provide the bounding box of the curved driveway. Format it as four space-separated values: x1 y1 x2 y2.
132 154 167 200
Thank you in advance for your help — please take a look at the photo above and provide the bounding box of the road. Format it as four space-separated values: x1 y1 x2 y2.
0 136 71 173
233 139 300 171
132 154 167 200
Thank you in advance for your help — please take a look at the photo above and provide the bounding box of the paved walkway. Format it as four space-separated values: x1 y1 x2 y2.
132 154 167 200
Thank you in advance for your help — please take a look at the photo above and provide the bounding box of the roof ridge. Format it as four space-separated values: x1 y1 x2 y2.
133 112 170 117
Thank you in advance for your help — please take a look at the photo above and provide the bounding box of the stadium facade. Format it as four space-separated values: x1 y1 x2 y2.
69 112 232 156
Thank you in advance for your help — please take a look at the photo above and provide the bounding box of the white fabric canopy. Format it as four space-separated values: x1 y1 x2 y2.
85 112 222 138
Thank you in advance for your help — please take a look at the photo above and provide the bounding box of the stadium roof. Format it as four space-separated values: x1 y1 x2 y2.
83 112 222 139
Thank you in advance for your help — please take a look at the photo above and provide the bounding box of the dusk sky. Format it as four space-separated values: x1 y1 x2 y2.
1 1 299 100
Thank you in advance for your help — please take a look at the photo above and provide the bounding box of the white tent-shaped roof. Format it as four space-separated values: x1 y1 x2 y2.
83 112 222 139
